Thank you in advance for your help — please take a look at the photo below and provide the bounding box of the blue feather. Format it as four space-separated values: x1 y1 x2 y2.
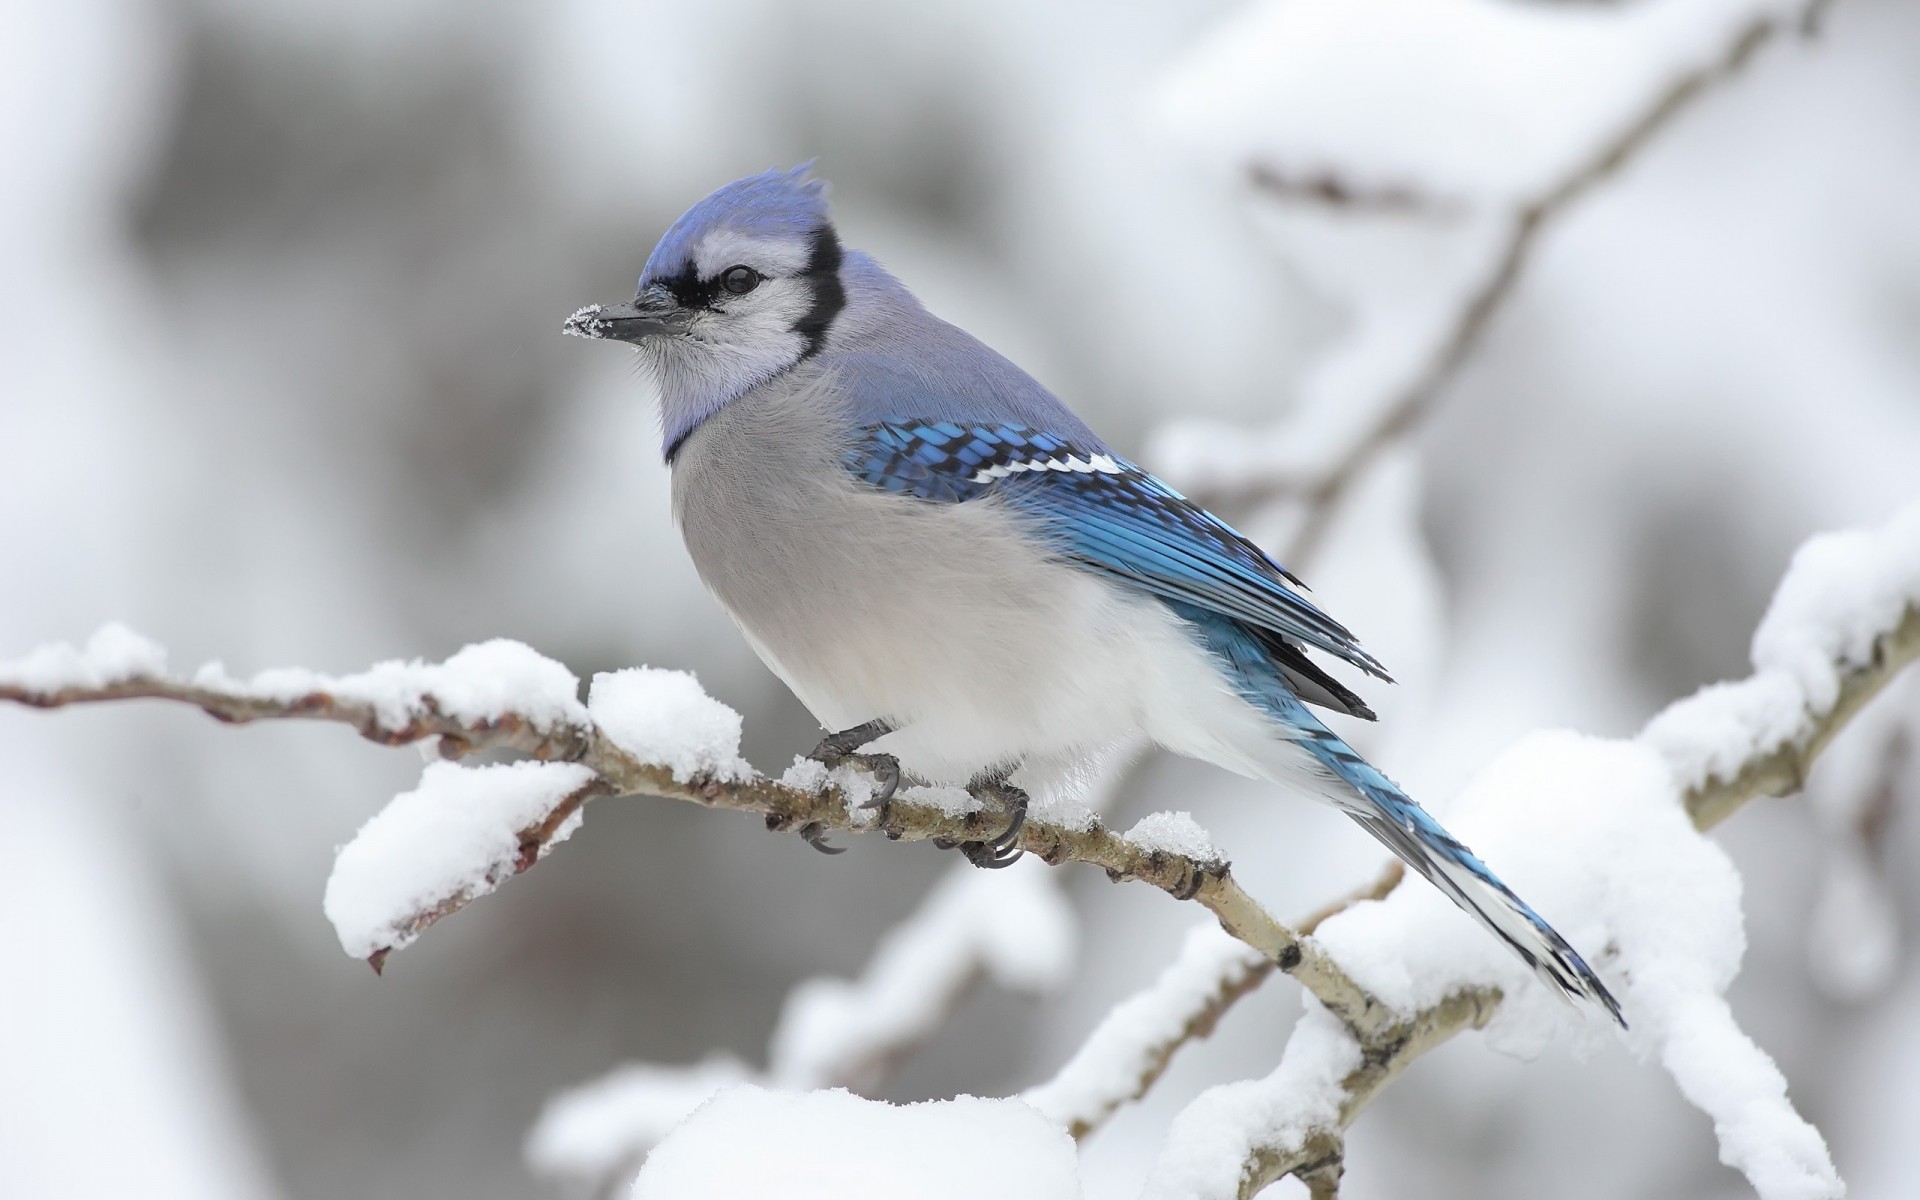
843 420 1389 681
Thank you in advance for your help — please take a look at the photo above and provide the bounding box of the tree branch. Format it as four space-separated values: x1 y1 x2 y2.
0 641 1393 1036
1190 0 1831 567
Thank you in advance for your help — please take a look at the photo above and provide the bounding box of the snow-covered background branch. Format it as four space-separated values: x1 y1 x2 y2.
7 1 1920 1198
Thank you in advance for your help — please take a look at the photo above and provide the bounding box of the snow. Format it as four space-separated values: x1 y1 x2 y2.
627 1085 1082 1200
2 627 595 740
1644 499 1920 792
1024 922 1265 1131
1141 1002 1360 1200
899 783 983 818
0 622 168 693
779 754 832 794
1297 731 1837 1200
1148 0 1807 207
322 759 598 959
1120 811 1222 864
246 638 589 734
588 667 751 782
562 302 606 338
525 1056 755 1188
770 862 1075 1089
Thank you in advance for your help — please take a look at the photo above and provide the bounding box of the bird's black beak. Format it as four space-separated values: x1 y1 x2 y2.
563 290 689 344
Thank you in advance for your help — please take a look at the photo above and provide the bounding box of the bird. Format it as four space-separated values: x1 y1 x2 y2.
564 164 1623 1026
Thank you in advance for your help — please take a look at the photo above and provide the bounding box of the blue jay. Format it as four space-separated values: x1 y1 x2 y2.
566 166 1622 1024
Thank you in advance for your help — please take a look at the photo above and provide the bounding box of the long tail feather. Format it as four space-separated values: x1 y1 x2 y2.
1297 726 1626 1027
1175 602 1625 1026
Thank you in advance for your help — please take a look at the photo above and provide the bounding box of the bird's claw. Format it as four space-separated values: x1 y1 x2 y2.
961 839 1023 869
807 720 902 809
799 822 845 855
955 777 1028 869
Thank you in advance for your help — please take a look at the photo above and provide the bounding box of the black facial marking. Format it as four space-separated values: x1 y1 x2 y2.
657 262 720 311
793 226 845 359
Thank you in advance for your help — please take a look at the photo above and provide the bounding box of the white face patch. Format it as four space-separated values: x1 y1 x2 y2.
970 453 1124 484
690 229 815 280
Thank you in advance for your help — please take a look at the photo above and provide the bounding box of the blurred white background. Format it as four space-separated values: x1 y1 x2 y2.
3 0 1918 1197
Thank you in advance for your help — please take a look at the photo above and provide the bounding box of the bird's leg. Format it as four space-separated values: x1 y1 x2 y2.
794 719 902 853
957 769 1028 869
806 718 902 808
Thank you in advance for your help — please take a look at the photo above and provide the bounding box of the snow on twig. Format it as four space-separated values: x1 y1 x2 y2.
1028 862 1406 1144
1022 922 1267 1139
1144 0 1831 564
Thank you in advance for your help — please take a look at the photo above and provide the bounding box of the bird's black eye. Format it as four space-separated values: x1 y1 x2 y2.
721 265 760 295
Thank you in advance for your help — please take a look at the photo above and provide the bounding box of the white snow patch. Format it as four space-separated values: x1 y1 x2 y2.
769 862 1075 1089
628 1085 1082 1200
526 1056 756 1189
779 755 832 794
1025 922 1265 1131
1143 1002 1360 1200
1302 731 1840 1200
899 784 983 818
588 667 750 782
1121 811 1222 863
318 638 588 732
775 755 879 821
322 759 598 959
1644 500 1920 792
0 622 168 693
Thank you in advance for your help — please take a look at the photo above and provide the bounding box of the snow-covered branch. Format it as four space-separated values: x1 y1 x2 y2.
1023 863 1403 1141
1148 0 1831 563
0 630 1390 1035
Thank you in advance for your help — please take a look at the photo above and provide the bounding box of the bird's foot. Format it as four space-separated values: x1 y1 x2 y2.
956 775 1028 868
798 822 845 855
807 719 902 811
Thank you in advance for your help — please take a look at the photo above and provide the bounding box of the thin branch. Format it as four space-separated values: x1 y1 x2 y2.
1206 0 1830 566
1030 860 1407 1141
1686 604 1920 830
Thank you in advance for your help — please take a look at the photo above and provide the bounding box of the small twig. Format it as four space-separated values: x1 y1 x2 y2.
1686 605 1920 830
1206 0 1832 567
1290 1133 1347 1200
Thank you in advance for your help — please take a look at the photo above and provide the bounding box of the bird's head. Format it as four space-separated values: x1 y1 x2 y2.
567 164 847 457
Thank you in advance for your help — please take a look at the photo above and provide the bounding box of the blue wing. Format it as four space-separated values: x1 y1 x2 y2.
846 420 1390 682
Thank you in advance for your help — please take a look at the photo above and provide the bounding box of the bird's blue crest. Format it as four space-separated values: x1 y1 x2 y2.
641 164 832 287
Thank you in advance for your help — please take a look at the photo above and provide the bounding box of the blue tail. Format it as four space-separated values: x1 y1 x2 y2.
1181 604 1626 1027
